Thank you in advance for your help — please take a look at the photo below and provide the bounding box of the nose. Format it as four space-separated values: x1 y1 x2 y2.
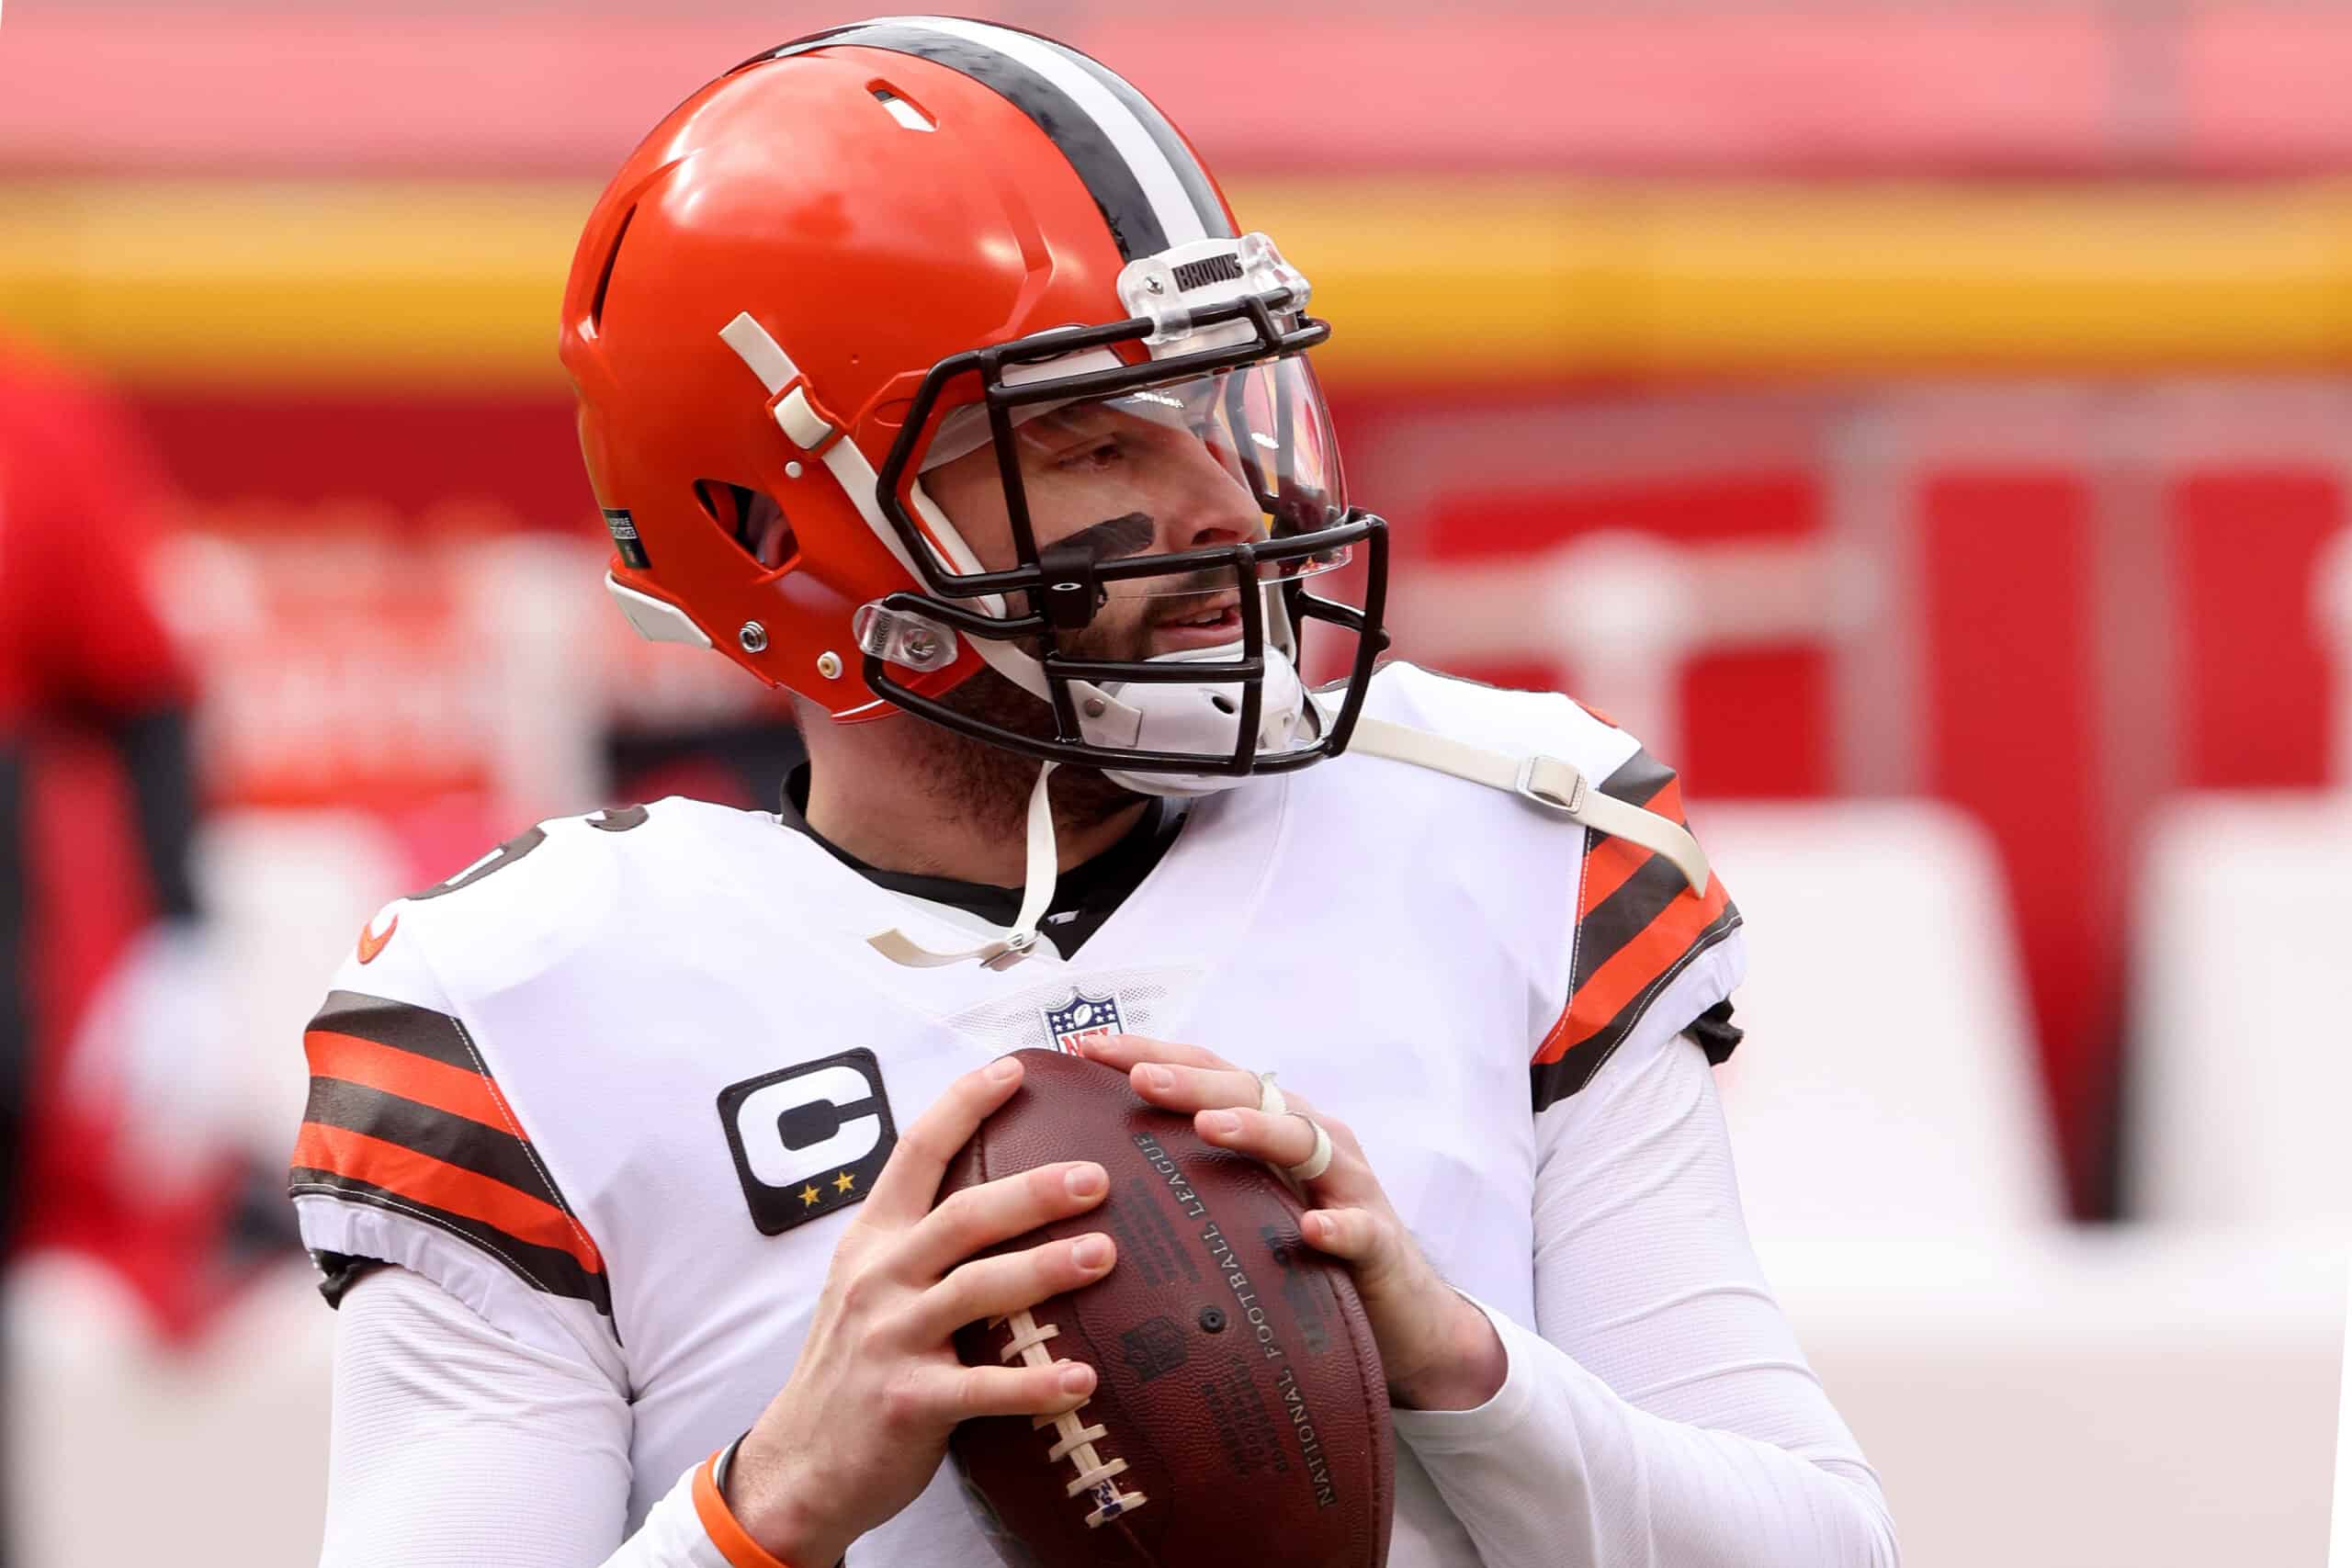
1160 439 1261 554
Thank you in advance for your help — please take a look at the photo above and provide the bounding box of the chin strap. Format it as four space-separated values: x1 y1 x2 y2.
867 762 1063 970
1344 716 1713 895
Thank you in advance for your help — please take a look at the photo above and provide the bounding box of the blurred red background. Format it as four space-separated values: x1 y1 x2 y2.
6 1 2350 1246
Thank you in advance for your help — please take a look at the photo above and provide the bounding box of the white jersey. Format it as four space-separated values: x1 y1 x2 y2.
290 662 1747 1559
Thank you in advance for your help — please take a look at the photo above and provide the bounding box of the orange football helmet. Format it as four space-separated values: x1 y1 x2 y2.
559 17 1388 791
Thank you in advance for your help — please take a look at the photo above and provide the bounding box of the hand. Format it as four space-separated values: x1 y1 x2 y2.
725 1055 1121 1563
1075 1034 1507 1412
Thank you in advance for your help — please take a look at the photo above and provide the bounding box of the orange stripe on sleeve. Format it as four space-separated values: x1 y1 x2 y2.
289 1121 603 1273
1577 777 1685 917
694 1454 797 1568
304 1028 510 1130
1538 873 1731 1065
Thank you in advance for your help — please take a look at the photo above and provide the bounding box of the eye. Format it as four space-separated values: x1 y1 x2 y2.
1057 434 1126 472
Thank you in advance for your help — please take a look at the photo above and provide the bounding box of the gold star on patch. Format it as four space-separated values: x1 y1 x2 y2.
833 1170 857 1194
799 1184 821 1207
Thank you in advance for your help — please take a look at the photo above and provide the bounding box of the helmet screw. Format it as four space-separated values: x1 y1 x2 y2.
785 461 804 479
739 622 768 654
1082 697 1107 718
816 651 842 680
1145 276 1166 295
902 628 938 662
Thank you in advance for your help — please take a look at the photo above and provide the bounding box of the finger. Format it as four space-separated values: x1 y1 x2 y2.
865 1055 1026 1226
1299 1206 1422 1299
1299 1206 1383 1261
899 1159 1108 1281
1196 1106 1324 1170
1075 1034 1236 1073
945 1359 1099 1423
1129 1060 1265 1114
909 1233 1117 1344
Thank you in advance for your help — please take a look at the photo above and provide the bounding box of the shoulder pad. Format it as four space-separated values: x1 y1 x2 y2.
1359 661 1641 784
364 798 754 1001
1344 668 1744 1111
285 799 747 1348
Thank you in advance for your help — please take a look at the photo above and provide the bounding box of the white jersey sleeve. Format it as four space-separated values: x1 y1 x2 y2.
323 1266 756 1568
1391 1028 1898 1566
1356 664 1747 1112
288 824 627 1392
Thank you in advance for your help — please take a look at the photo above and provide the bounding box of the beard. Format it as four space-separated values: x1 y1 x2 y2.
907 561 1246 849
917 615 1159 848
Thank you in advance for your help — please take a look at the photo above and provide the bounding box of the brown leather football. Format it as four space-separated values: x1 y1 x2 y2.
939 1047 1394 1568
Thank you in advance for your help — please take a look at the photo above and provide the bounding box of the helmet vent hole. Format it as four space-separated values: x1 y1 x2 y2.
695 479 800 572
587 206 636 336
1210 694 1237 715
870 85 935 133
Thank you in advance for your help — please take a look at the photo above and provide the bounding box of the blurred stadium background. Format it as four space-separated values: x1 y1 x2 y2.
3 2 2348 1563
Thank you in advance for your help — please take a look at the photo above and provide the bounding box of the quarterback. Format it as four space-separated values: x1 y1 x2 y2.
294 19 1898 1568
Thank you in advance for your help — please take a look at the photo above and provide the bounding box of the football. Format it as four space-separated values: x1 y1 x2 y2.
940 1047 1395 1568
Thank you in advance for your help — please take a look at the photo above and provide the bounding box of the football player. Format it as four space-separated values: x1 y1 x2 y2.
298 20 1898 1567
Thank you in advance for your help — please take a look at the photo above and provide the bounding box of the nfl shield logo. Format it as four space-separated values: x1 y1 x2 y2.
1043 990 1125 1055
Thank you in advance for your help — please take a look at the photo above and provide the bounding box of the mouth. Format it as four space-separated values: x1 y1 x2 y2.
1148 592 1244 650
1151 592 1242 632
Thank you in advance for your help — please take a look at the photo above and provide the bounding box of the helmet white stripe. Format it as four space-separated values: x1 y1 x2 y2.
869 16 1210 253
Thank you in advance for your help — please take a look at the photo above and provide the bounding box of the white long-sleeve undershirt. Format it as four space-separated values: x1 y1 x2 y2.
1395 1023 1897 1566
319 1028 1895 1567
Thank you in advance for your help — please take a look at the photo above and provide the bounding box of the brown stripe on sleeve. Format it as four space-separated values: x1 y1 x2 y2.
311 989 483 1072
291 988 610 1314
304 1027 511 1128
1533 748 1742 1112
1532 902 1741 1111
301 1075 552 1199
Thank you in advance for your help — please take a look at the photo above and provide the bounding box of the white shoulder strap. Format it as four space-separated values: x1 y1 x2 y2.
1346 715 1712 895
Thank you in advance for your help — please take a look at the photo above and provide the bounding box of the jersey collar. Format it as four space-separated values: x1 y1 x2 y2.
774 763 1185 958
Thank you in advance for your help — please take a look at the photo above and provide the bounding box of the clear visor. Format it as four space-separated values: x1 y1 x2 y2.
921 358 1351 600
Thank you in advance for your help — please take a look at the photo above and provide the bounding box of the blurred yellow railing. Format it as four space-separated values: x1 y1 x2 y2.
7 176 2352 389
